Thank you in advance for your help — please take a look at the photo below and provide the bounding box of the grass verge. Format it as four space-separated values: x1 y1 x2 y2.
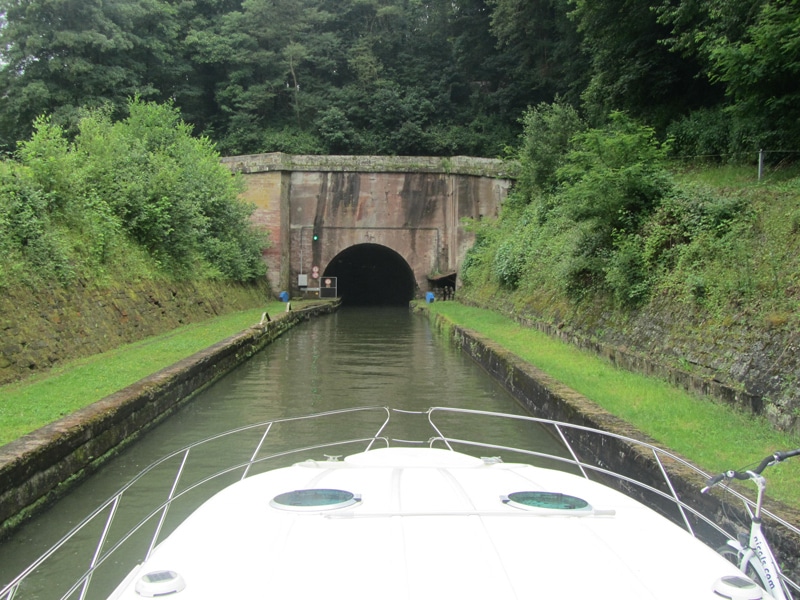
427 301 800 509
0 302 290 446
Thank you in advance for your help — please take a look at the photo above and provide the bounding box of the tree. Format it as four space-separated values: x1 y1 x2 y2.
703 0 800 150
488 0 587 107
656 0 800 152
0 0 183 149
571 0 716 130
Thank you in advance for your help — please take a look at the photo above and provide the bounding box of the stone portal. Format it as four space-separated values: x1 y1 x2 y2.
222 153 515 303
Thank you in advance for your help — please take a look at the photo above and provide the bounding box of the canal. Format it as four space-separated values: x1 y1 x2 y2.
0 307 566 598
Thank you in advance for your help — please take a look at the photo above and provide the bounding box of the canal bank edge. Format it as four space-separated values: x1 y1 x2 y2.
422 307 800 580
0 302 338 540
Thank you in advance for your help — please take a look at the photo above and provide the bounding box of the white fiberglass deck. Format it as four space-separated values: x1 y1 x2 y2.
109 446 747 600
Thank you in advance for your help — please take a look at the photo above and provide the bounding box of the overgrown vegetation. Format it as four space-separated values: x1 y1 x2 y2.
0 99 267 289
0 302 291 446
461 101 800 325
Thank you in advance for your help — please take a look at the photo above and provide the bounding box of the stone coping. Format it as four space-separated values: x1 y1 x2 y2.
221 152 520 179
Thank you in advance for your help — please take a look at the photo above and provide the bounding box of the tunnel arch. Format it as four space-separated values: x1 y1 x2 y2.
323 243 416 306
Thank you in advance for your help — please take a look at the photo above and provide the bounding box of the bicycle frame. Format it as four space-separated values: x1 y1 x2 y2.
723 473 793 600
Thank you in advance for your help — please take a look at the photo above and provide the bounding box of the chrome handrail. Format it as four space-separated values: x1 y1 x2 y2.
427 406 800 537
2 406 798 600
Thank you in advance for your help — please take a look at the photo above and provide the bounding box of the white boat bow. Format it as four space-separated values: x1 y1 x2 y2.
3 407 798 600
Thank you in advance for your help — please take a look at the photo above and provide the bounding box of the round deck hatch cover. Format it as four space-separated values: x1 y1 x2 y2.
505 491 591 511
712 575 763 600
270 488 360 511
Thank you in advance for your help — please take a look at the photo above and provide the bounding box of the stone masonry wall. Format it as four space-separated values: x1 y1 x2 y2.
221 153 514 295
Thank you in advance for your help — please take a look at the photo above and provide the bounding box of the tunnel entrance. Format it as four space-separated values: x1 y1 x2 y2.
323 244 416 306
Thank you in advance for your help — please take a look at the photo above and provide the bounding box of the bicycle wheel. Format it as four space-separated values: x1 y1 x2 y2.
717 545 744 567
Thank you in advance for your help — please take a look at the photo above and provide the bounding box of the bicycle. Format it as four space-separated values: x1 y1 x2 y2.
703 449 800 600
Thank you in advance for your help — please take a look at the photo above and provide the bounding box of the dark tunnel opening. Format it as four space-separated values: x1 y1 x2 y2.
323 244 416 306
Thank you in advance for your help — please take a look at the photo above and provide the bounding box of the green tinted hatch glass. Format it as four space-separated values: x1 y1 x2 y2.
507 491 589 510
271 489 359 510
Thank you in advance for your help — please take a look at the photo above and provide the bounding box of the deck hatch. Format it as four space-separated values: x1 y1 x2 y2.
505 491 591 511
134 570 185 597
270 488 360 511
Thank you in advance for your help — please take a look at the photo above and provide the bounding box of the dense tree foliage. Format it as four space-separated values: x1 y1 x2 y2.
2 0 795 158
0 99 266 288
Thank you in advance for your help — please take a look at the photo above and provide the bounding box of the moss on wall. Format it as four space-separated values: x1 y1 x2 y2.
0 279 273 386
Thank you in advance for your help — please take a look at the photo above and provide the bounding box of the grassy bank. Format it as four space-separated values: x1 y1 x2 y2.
427 302 800 509
0 301 290 446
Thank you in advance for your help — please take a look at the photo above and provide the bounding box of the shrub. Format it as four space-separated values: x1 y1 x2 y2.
517 100 585 195
2 99 267 286
552 113 673 302
262 126 324 154
75 99 267 280
460 219 499 288
667 108 732 160
493 237 526 289
604 234 650 306
0 163 75 284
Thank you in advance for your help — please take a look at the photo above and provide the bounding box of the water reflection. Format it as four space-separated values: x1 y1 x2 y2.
0 307 564 597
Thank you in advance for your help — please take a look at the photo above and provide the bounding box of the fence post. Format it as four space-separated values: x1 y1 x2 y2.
758 149 765 181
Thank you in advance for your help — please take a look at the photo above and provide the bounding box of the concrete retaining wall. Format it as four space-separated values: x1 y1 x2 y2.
0 303 337 538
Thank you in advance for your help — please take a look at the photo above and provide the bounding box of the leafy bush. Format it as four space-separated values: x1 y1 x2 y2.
518 100 585 195
15 116 78 208
493 237 526 289
603 233 649 306
646 185 758 308
74 99 267 280
666 108 732 160
460 220 500 288
262 126 325 154
0 163 75 285
554 113 673 302
462 107 677 308
558 114 671 226
0 99 267 288
315 106 363 154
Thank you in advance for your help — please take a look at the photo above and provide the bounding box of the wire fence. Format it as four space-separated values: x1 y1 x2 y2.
673 149 800 180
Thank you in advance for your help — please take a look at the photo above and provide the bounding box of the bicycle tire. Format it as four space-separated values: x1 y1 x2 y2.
718 545 742 564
